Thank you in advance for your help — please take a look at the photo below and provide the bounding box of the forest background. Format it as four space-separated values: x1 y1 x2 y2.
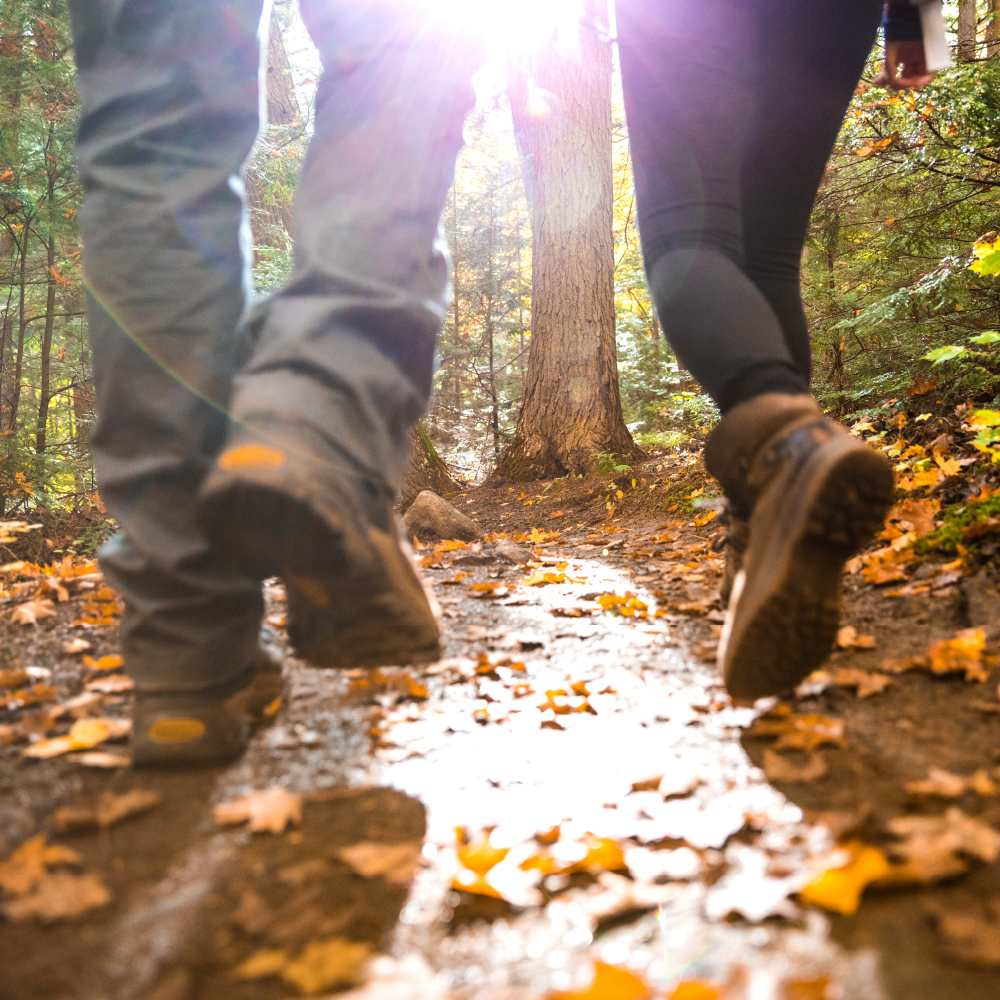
2 0 1000 553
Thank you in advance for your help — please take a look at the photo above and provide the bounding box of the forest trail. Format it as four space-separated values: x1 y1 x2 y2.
4 447 1000 1000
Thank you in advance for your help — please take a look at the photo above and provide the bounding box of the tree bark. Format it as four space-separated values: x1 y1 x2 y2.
987 0 1000 58
400 423 461 513
35 230 56 454
497 0 639 480
245 12 300 250
957 0 977 61
8 221 29 433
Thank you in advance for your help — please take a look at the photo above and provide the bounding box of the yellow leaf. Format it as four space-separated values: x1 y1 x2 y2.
693 510 717 527
560 836 625 874
82 654 124 672
22 717 130 759
669 982 722 1000
798 842 890 915
232 949 289 980
551 962 652 1000
927 627 988 682
456 829 508 875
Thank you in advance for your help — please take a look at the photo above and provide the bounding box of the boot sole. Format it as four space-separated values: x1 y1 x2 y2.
720 437 893 702
204 482 441 669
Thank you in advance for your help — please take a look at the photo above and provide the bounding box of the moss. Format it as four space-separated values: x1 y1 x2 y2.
914 490 1000 555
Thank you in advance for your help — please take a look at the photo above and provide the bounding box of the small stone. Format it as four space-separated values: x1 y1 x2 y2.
403 491 482 542
494 539 531 564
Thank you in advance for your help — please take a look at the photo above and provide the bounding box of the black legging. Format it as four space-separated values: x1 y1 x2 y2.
616 0 884 414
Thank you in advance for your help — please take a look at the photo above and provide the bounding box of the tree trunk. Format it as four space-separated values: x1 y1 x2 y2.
497 0 639 480
987 0 1000 58
8 222 29 433
245 12 299 251
35 231 56 454
957 0 977 60
400 423 462 513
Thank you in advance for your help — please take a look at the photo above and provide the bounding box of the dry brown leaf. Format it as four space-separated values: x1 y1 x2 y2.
10 598 57 626
213 786 302 834
4 683 57 710
748 708 846 752
85 675 133 694
1 871 111 922
879 807 1000 885
831 668 892 698
82 654 124 672
927 897 1000 966
233 938 372 994
337 840 424 885
763 748 828 783
62 638 92 654
22 717 131 759
0 835 82 896
47 692 104 721
52 789 162 834
906 767 998 798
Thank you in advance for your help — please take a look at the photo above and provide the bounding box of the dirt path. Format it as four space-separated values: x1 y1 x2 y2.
3 460 1000 999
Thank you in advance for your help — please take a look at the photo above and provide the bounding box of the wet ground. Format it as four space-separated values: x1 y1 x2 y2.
3 467 1000 999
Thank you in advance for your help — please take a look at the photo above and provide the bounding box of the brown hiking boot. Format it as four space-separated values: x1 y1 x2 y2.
198 423 441 669
719 508 749 608
132 641 286 768
704 394 893 702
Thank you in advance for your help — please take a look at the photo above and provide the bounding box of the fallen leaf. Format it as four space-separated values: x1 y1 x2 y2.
4 682 57 710
927 896 1000 966
10 598 57 625
0 668 30 689
62 638 92 654
233 948 290 980
560 836 626 875
830 668 892 698
748 709 846 752
48 692 104 720
927 628 990 682
0 836 82 895
82 654 124 672
836 626 876 649
282 937 372 994
906 767 998 798
879 807 1000 885
763 748 828 782
22 717 131 759
669 982 721 1000
456 828 508 875
798 842 890 915
52 789 162 834
781 977 833 1000
551 961 652 999
1 871 111 922
908 375 938 397
693 510 717 528
84 675 134 694
66 751 130 768
213 787 303 834
337 840 424 885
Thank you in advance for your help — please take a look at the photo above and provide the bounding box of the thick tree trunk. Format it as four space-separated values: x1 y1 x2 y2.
245 13 299 251
957 0 978 61
987 0 1000 58
400 423 461 513
497 1 639 480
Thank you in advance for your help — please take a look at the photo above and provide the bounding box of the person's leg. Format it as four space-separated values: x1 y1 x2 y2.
68 0 270 727
616 0 809 415
200 1 480 667
616 0 893 700
740 0 884 390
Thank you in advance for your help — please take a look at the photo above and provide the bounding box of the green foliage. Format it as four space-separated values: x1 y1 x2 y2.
914 489 1000 555
593 452 632 475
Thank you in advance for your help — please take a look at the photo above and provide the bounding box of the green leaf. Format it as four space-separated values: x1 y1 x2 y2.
969 237 1000 276
922 345 968 364
970 331 1000 344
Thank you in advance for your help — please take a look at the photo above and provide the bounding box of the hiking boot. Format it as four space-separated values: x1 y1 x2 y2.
132 644 286 768
719 508 749 608
198 422 441 669
704 393 893 702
